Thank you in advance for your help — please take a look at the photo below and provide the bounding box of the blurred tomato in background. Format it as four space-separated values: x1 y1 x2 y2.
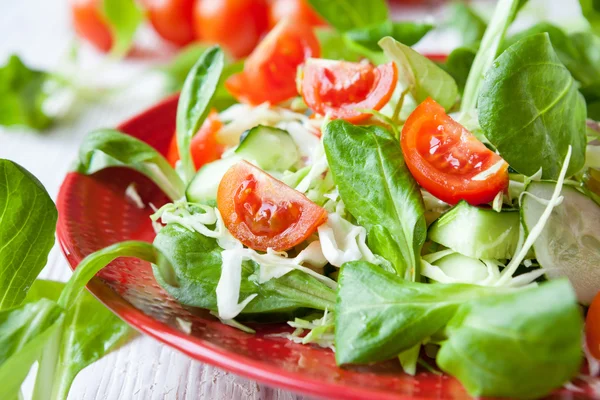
69 0 113 52
143 0 196 46
268 0 325 28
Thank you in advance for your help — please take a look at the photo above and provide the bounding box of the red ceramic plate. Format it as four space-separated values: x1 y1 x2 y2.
56 95 597 399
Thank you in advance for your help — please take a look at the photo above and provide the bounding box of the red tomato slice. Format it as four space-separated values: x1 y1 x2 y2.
143 0 195 46
166 111 224 170
587 291 600 360
268 0 325 28
299 59 398 122
401 98 509 205
225 18 320 105
70 0 112 52
217 161 327 251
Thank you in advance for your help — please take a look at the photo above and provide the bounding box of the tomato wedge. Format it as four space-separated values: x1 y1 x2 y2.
166 110 224 170
299 59 398 122
401 98 509 205
587 291 600 360
217 161 327 251
225 18 320 105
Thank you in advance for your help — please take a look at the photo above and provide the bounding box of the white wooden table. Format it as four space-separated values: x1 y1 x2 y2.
0 0 579 399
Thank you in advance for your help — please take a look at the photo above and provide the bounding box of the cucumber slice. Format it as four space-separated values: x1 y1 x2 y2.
236 125 299 171
434 253 489 283
428 201 520 259
522 181 600 304
185 156 241 202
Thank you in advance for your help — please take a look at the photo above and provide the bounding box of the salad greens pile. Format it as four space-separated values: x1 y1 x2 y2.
4 0 600 398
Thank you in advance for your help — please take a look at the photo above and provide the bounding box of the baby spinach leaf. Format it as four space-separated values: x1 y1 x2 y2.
345 21 432 52
335 261 497 365
316 29 362 62
0 159 57 310
75 129 185 201
323 121 426 280
0 55 52 130
101 0 144 57
176 46 225 182
437 279 582 399
479 33 587 178
27 280 132 400
153 224 335 315
580 0 600 37
446 3 487 46
379 36 458 111
440 46 477 94
306 0 388 32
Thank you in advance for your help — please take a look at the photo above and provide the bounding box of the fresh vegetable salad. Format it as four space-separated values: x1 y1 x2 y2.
74 0 600 398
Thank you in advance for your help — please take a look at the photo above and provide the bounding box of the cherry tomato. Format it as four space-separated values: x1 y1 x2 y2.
401 98 509 205
143 0 195 46
193 0 269 59
225 18 320 105
70 0 112 52
166 111 224 170
299 59 398 122
217 161 327 251
587 291 600 360
268 0 325 28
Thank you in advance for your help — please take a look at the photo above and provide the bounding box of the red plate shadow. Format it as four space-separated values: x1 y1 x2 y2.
56 95 596 399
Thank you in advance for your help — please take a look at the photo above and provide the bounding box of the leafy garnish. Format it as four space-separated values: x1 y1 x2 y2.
446 3 487 46
101 0 144 57
306 0 388 32
479 33 587 178
346 21 432 52
0 160 57 310
323 121 426 280
579 0 600 37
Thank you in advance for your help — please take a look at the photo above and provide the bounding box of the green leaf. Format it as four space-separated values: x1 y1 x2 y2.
479 33 587 178
0 55 52 130
323 121 426 280
437 279 582 398
306 0 388 32
440 46 477 94
379 36 458 110
0 299 63 400
461 0 523 112
27 281 132 400
345 21 432 52
176 46 225 181
101 0 144 57
0 159 57 310
316 28 362 61
153 223 335 315
446 3 487 46
335 261 497 365
75 129 185 201
579 0 600 37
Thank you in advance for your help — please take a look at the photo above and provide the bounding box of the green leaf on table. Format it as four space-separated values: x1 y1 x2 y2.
379 36 458 110
75 129 185 201
579 0 600 37
101 0 144 57
345 21 432 52
446 3 487 46
176 46 224 182
0 159 57 310
27 280 132 400
437 279 582 399
440 46 477 94
153 223 335 316
306 0 388 32
0 55 52 130
479 33 587 178
323 121 426 280
335 262 583 398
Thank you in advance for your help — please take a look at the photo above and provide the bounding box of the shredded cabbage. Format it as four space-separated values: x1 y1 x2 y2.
268 309 335 350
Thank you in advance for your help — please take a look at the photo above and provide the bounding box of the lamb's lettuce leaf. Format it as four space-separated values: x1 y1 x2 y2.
323 121 426 280
479 33 587 178
101 0 144 57
446 3 486 46
306 0 388 32
346 21 432 52
0 160 57 310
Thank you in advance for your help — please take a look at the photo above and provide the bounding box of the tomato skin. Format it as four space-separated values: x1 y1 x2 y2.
70 0 112 52
587 291 600 360
217 161 327 251
143 0 196 46
268 0 325 28
300 59 398 122
225 18 320 105
166 111 224 170
401 98 509 205
193 0 269 58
